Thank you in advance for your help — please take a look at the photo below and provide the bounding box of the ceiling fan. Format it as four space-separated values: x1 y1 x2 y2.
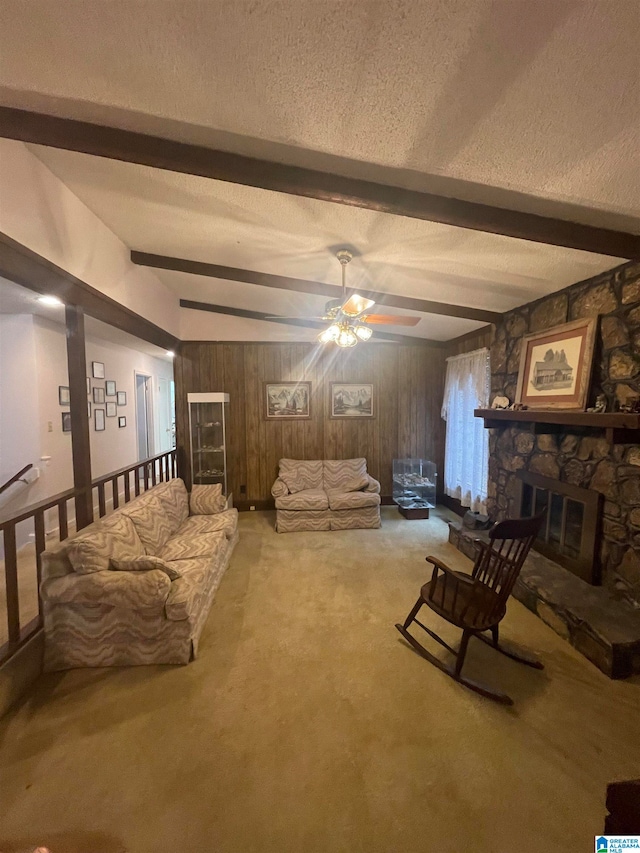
267 250 420 347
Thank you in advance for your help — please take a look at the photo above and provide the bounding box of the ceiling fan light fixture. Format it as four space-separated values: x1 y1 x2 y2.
318 323 340 343
354 324 373 341
336 324 358 348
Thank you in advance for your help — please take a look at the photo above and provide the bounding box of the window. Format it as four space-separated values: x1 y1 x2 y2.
441 348 490 513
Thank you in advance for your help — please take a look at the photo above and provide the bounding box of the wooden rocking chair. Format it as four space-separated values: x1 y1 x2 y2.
395 514 545 705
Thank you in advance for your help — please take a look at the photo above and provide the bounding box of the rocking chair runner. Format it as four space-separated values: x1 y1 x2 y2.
395 513 545 705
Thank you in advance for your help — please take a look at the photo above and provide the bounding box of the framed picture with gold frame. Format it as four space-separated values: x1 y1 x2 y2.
515 318 597 410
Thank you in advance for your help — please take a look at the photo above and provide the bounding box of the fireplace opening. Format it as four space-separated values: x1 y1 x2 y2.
516 470 602 585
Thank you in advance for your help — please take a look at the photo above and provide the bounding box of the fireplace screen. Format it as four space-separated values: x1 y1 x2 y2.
517 470 602 584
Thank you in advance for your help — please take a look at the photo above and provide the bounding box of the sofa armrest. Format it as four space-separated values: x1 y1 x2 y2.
364 474 381 494
271 477 290 498
41 569 171 610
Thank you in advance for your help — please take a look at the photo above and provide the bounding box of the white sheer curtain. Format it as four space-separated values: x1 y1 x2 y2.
441 348 490 513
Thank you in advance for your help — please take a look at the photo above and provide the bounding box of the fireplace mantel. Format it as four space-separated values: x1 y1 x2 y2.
474 409 640 443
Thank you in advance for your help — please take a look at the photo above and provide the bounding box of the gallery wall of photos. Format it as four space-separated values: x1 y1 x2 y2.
58 359 128 432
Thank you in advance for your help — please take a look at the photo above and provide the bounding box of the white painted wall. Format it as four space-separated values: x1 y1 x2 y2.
86 334 174 479
0 139 180 337
0 314 173 548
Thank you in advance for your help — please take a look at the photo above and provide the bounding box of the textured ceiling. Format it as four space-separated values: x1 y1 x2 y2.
1 0 638 341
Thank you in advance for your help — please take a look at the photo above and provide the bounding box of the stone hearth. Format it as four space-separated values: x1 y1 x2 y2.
448 521 640 678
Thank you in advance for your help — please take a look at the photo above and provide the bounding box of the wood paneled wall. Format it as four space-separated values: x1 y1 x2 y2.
444 324 494 358
175 342 446 502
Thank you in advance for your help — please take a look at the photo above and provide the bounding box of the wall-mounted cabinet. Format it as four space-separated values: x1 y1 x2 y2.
188 393 229 495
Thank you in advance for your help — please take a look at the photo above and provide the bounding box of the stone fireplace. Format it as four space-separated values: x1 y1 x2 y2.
449 259 640 678
516 469 602 585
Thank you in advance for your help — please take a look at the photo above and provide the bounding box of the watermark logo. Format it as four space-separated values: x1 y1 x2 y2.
596 838 640 851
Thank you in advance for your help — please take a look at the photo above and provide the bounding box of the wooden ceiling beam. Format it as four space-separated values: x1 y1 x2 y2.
132 251 502 325
179 299 440 346
0 232 178 351
1 107 638 259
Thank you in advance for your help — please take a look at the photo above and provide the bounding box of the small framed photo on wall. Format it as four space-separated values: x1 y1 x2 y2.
94 408 105 431
118 416 126 428
88 401 91 418
92 361 105 379
117 391 127 406
93 387 105 404
87 377 91 395
58 386 70 406
106 402 117 417
61 412 72 432
105 380 117 396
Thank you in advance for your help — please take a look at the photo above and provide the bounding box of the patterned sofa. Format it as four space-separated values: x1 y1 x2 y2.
40 478 238 671
271 458 381 533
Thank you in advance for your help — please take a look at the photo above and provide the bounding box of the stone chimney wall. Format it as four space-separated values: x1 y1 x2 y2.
487 260 640 605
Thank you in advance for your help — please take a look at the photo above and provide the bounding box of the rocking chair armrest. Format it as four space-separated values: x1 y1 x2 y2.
425 555 475 586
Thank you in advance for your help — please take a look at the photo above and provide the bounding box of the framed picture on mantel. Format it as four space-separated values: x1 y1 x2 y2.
515 318 596 410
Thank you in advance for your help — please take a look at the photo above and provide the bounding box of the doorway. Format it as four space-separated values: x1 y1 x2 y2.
135 372 154 461
157 377 175 452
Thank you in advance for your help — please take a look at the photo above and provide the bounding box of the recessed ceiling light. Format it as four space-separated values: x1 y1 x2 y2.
37 295 63 307
165 350 175 358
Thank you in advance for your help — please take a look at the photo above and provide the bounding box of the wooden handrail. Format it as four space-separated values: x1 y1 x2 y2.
1 448 177 666
0 463 34 497
0 486 78 528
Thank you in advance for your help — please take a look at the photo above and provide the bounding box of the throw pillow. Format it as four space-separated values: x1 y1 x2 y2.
279 474 307 494
190 483 227 515
67 530 114 575
342 474 370 492
110 556 182 581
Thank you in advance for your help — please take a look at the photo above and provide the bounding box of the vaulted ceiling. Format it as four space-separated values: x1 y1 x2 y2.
0 0 638 342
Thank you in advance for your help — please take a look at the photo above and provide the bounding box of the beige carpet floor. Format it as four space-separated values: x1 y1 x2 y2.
1 507 639 853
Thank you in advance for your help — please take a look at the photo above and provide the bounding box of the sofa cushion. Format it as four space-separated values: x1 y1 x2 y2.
67 530 115 575
323 459 368 491
101 513 145 558
121 494 175 555
160 531 226 561
110 555 182 581
341 474 370 492
275 489 329 510
278 459 323 492
164 557 212 622
326 490 381 510
181 510 238 540
152 479 189 536
190 483 227 515
67 514 143 575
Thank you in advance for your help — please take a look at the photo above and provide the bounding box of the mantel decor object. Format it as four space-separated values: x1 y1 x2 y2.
515 318 596 410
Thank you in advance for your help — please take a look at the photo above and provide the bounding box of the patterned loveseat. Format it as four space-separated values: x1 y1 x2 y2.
271 458 381 533
40 478 238 671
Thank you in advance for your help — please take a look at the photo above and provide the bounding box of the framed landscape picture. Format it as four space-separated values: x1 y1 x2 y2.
264 382 311 419
515 318 596 410
330 383 374 418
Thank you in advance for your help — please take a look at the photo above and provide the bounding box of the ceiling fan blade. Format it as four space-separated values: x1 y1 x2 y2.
263 315 328 320
365 314 421 326
341 293 376 317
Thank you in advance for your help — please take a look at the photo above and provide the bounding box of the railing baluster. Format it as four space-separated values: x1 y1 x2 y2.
58 499 68 540
124 471 131 503
112 476 119 510
34 510 46 613
3 524 20 645
144 463 150 491
135 467 141 496
98 483 106 517
151 460 157 487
